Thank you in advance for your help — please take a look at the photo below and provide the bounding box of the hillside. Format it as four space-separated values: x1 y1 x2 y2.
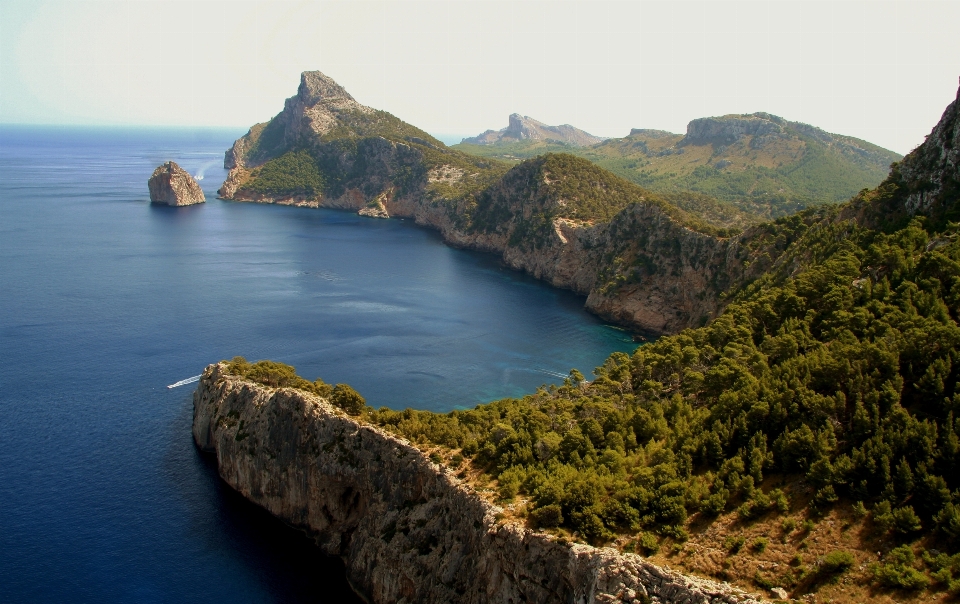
376 81 960 602
454 113 902 219
230 79 960 603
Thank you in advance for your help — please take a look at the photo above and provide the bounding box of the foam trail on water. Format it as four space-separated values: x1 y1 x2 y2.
537 369 569 379
194 160 219 181
167 375 201 389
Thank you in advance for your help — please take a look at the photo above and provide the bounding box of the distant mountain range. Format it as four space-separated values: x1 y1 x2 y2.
455 113 901 218
461 114 605 147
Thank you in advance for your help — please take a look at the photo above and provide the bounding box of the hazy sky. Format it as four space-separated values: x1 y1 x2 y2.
1 0 958 154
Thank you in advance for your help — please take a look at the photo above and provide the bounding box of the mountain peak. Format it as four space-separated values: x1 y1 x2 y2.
297 71 356 106
462 115 605 147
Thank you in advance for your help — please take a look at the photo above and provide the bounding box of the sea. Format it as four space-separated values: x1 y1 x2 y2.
0 125 637 602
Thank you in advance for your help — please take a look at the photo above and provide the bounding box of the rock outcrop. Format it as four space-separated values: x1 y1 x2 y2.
148 161 205 206
896 78 960 218
462 113 605 147
193 363 765 604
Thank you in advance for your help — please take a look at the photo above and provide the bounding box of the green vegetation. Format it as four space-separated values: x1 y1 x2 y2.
244 150 324 197
871 546 929 589
819 550 855 574
224 356 366 416
454 118 900 220
238 107 509 206
469 153 739 252
362 179 960 563
221 167 960 588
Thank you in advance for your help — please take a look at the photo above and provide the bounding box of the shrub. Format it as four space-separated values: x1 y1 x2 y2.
724 535 746 554
530 504 563 528
699 492 727 516
752 537 768 553
891 506 922 534
331 383 366 415
820 550 855 574
659 525 689 541
872 546 929 590
638 532 660 555
852 501 868 519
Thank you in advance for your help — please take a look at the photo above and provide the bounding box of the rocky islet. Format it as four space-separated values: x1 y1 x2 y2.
148 161 205 206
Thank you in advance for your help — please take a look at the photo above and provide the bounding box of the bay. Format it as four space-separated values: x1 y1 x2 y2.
0 125 636 602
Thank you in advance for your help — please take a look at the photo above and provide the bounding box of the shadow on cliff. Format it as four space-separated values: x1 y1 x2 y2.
190 447 365 603
160 380 363 604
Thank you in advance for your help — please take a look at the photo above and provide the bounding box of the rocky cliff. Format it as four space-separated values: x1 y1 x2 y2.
149 161 205 206
891 77 960 221
462 114 606 147
193 362 764 604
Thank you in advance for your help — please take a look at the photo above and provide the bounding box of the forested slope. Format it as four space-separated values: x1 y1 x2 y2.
226 81 960 600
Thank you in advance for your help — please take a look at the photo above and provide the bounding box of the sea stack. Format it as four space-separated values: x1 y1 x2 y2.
148 161 205 206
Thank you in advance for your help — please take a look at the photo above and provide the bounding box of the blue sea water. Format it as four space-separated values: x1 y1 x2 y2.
0 125 636 602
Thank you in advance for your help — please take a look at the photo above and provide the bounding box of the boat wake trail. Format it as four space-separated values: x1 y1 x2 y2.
167 375 201 389
194 160 219 181
537 369 569 379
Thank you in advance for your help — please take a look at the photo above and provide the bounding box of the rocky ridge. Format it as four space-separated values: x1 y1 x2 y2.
462 114 606 147
148 161 205 206
193 362 765 604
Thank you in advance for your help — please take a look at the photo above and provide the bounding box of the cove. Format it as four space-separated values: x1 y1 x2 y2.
0 126 636 602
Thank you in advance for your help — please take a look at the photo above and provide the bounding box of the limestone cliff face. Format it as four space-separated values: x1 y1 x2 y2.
193 363 764 604
148 161 205 206
896 79 960 218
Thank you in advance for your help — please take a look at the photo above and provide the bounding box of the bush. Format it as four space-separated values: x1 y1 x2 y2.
530 504 563 528
872 546 929 590
724 535 746 554
820 550 855 574
852 501 868 519
699 492 727 516
638 532 659 555
891 506 922 534
752 537 768 553
331 383 366 415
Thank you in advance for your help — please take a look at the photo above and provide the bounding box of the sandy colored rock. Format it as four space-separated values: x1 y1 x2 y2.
148 161 205 206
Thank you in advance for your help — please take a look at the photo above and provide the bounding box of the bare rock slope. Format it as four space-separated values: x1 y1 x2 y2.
193 362 764 604
148 161 205 206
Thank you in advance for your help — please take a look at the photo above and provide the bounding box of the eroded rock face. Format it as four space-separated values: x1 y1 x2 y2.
148 161 205 206
193 363 765 604
897 79 960 217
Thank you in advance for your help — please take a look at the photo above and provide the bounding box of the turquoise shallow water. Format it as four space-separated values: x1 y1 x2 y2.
0 125 636 602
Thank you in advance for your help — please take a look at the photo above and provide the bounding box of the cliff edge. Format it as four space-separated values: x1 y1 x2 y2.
193 362 764 604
